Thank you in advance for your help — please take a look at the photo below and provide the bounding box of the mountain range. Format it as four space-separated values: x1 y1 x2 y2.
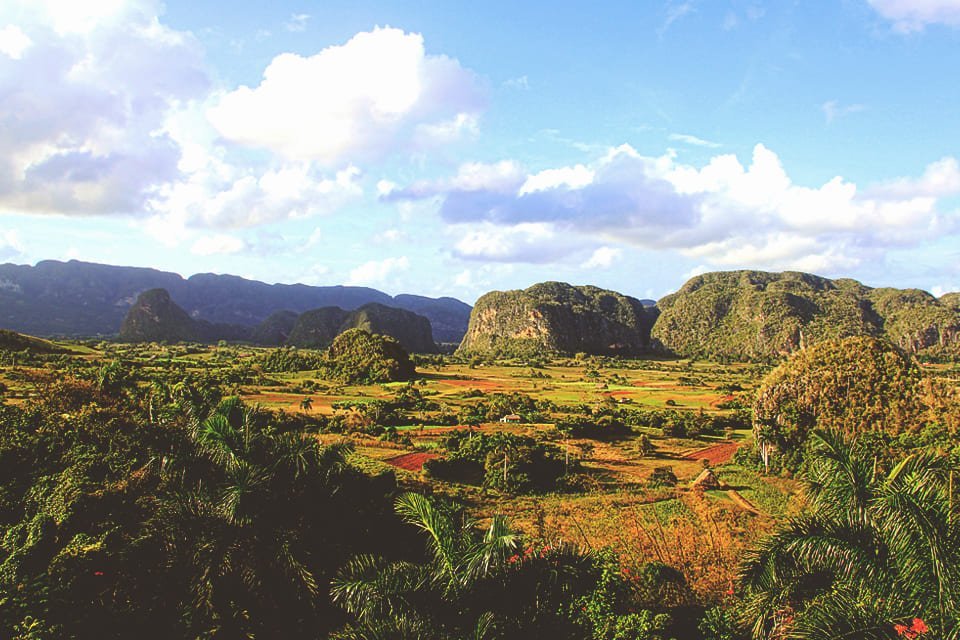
0 260 471 343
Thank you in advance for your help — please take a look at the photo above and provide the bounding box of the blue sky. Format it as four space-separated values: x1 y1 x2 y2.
1 0 959 302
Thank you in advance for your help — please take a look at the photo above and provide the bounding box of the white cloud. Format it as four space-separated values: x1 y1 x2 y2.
581 246 622 269
931 283 959 297
0 0 208 217
503 75 529 90
0 25 31 59
347 256 410 286
207 27 484 165
451 222 586 263
0 230 24 261
659 1 695 36
415 112 479 145
391 142 960 273
871 156 960 198
284 13 310 32
868 0 960 31
374 228 407 243
822 100 866 123
519 164 594 195
668 133 721 148
191 233 247 256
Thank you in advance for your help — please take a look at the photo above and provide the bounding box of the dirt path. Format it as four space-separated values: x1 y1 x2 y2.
684 441 741 466
384 452 438 471
726 489 761 515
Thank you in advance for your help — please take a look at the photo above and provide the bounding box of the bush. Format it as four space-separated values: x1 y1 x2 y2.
647 466 678 488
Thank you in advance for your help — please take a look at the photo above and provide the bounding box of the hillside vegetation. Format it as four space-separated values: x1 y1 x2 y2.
457 282 658 358
119 291 438 353
653 270 960 361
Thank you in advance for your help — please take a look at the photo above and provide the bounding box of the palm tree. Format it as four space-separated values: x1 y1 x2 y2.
150 397 354 637
739 430 959 639
299 396 314 413
331 492 598 639
331 492 519 638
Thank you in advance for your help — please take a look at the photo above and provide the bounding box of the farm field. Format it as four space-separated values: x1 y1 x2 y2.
0 339 805 601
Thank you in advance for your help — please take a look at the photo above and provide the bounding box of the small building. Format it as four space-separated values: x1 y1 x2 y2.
500 414 522 423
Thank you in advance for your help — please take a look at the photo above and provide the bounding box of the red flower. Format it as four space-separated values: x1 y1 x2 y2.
93 571 104 577
911 619 929 634
725 582 735 596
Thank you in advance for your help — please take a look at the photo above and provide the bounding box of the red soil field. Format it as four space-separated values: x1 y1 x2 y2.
384 452 438 471
442 379 503 391
685 442 741 466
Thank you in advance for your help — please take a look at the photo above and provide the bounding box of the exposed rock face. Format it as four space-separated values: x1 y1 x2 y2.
287 304 438 353
119 289 202 343
653 271 960 360
457 282 658 357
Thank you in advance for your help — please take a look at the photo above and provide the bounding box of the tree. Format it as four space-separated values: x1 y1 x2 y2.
299 396 314 413
332 492 603 639
739 430 960 639
752 337 929 469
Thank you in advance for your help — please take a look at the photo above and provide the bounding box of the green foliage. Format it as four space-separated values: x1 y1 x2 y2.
332 492 621 639
425 431 575 494
327 328 416 383
752 336 956 467
572 551 672 640
457 282 657 358
256 346 327 372
739 430 960 639
647 466 679 488
654 270 960 361
0 375 400 638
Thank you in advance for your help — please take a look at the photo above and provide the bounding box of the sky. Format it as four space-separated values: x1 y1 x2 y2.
0 0 959 303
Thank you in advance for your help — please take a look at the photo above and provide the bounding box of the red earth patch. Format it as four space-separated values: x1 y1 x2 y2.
685 442 741 466
442 379 503 391
384 452 439 471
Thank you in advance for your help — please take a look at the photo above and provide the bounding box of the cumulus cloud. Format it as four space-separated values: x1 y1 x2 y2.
391 143 960 273
0 25 32 59
451 222 586 263
581 246 622 269
207 27 484 165
0 0 208 217
0 230 24 261
0 10 484 240
868 0 960 32
191 233 247 256
347 256 411 286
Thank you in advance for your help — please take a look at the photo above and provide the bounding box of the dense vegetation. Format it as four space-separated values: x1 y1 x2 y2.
0 326 958 639
288 303 438 353
654 270 960 361
457 282 658 358
0 377 402 637
752 336 959 470
740 430 959 639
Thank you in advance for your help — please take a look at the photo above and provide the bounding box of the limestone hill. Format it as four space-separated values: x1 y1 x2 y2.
287 303 437 353
653 270 960 360
456 282 658 357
